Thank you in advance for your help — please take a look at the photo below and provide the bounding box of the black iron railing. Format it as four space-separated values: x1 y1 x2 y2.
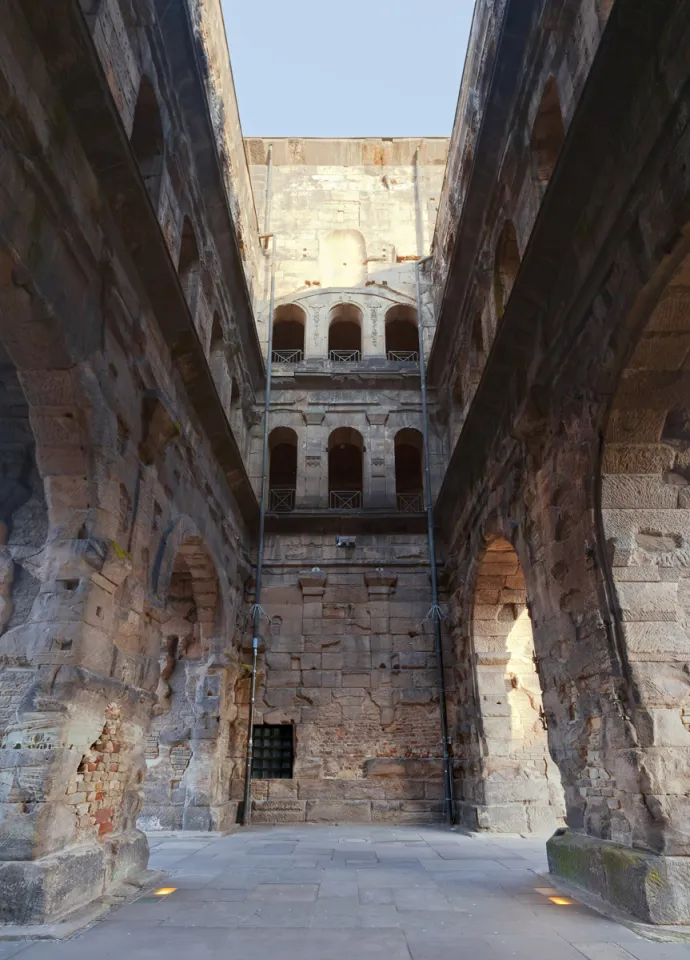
269 488 296 512
329 349 360 362
329 490 362 510
397 491 424 512
272 349 303 364
387 350 419 363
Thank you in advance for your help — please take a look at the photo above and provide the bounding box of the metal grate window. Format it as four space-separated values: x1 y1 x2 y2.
252 724 294 779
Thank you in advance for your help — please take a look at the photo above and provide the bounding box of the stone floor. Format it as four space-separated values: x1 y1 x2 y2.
3 825 690 959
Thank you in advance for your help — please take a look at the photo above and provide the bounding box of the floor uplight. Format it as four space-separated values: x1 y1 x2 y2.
549 896 574 905
153 888 177 896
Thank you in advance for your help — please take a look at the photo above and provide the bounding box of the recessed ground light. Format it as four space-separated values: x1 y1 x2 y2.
153 887 177 896
549 896 574 905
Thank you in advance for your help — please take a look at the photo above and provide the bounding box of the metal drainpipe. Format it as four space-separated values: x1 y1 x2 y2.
242 229 276 826
262 144 273 301
415 254 454 827
413 146 454 824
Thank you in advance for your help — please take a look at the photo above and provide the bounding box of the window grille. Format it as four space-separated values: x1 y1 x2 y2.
252 724 294 779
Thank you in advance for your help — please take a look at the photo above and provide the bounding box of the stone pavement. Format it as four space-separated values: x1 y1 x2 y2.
3 825 690 960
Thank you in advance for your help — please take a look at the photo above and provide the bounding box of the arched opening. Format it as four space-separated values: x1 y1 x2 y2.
469 313 486 382
130 76 164 209
328 427 363 509
531 77 565 185
328 304 362 362
385 305 419 362
0 345 48 637
209 312 232 415
395 429 424 512
178 216 200 315
272 304 306 363
140 537 227 831
268 427 298 512
464 538 565 832
493 221 520 320
600 252 690 854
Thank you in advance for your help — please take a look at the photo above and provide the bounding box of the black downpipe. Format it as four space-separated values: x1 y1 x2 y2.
415 257 454 826
242 233 276 826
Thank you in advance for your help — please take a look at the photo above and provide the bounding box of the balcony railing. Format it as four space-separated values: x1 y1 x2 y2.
397 491 424 512
329 490 362 510
272 349 303 364
269 488 296 512
387 350 419 363
329 349 360 363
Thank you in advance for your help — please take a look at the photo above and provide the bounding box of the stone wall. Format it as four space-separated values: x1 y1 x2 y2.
242 537 448 824
430 0 690 924
0 0 259 923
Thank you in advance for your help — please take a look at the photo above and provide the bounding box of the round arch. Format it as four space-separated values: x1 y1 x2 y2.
462 536 565 833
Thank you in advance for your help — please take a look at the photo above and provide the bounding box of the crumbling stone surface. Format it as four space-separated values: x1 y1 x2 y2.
2 0 690 932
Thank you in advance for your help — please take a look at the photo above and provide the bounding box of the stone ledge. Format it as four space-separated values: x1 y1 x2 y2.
547 829 690 924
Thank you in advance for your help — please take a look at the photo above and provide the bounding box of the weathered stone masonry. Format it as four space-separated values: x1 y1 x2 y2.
2 0 690 932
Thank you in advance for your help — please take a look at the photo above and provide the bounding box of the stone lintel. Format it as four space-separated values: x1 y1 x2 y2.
547 829 690 924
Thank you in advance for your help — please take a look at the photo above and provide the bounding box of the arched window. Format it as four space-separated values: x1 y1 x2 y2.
395 429 424 512
272 304 306 364
493 221 520 320
328 427 363 509
469 313 486 381
328 304 362 362
268 427 298 512
209 312 230 410
178 216 200 314
131 76 164 209
531 78 565 185
385 305 419 363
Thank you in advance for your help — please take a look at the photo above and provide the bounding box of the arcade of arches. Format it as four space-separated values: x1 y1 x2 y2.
1 0 690 932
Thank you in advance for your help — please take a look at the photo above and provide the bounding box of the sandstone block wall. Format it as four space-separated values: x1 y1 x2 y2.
0 0 261 922
240 535 449 824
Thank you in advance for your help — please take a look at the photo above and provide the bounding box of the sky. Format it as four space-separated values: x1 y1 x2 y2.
221 0 475 138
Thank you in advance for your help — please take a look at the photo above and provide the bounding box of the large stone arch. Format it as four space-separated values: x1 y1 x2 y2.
600 248 690 857
452 525 565 833
141 514 239 831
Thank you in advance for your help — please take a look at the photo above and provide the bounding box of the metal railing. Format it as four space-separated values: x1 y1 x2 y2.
272 349 303 364
329 490 362 510
329 349 360 363
397 491 424 512
387 350 419 363
269 488 296 512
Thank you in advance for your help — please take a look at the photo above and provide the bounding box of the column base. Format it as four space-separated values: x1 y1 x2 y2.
0 831 148 925
455 800 563 834
547 829 690 924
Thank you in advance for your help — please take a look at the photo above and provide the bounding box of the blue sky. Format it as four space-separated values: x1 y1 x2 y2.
221 0 475 138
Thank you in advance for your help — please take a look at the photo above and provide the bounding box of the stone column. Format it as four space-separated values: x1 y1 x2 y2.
300 411 327 509
365 570 397 726
366 412 392 509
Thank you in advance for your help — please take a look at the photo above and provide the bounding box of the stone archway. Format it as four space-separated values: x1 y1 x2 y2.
140 519 240 831
457 536 564 833
600 251 690 856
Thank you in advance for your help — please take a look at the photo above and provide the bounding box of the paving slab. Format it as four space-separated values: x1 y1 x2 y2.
4 825 690 960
